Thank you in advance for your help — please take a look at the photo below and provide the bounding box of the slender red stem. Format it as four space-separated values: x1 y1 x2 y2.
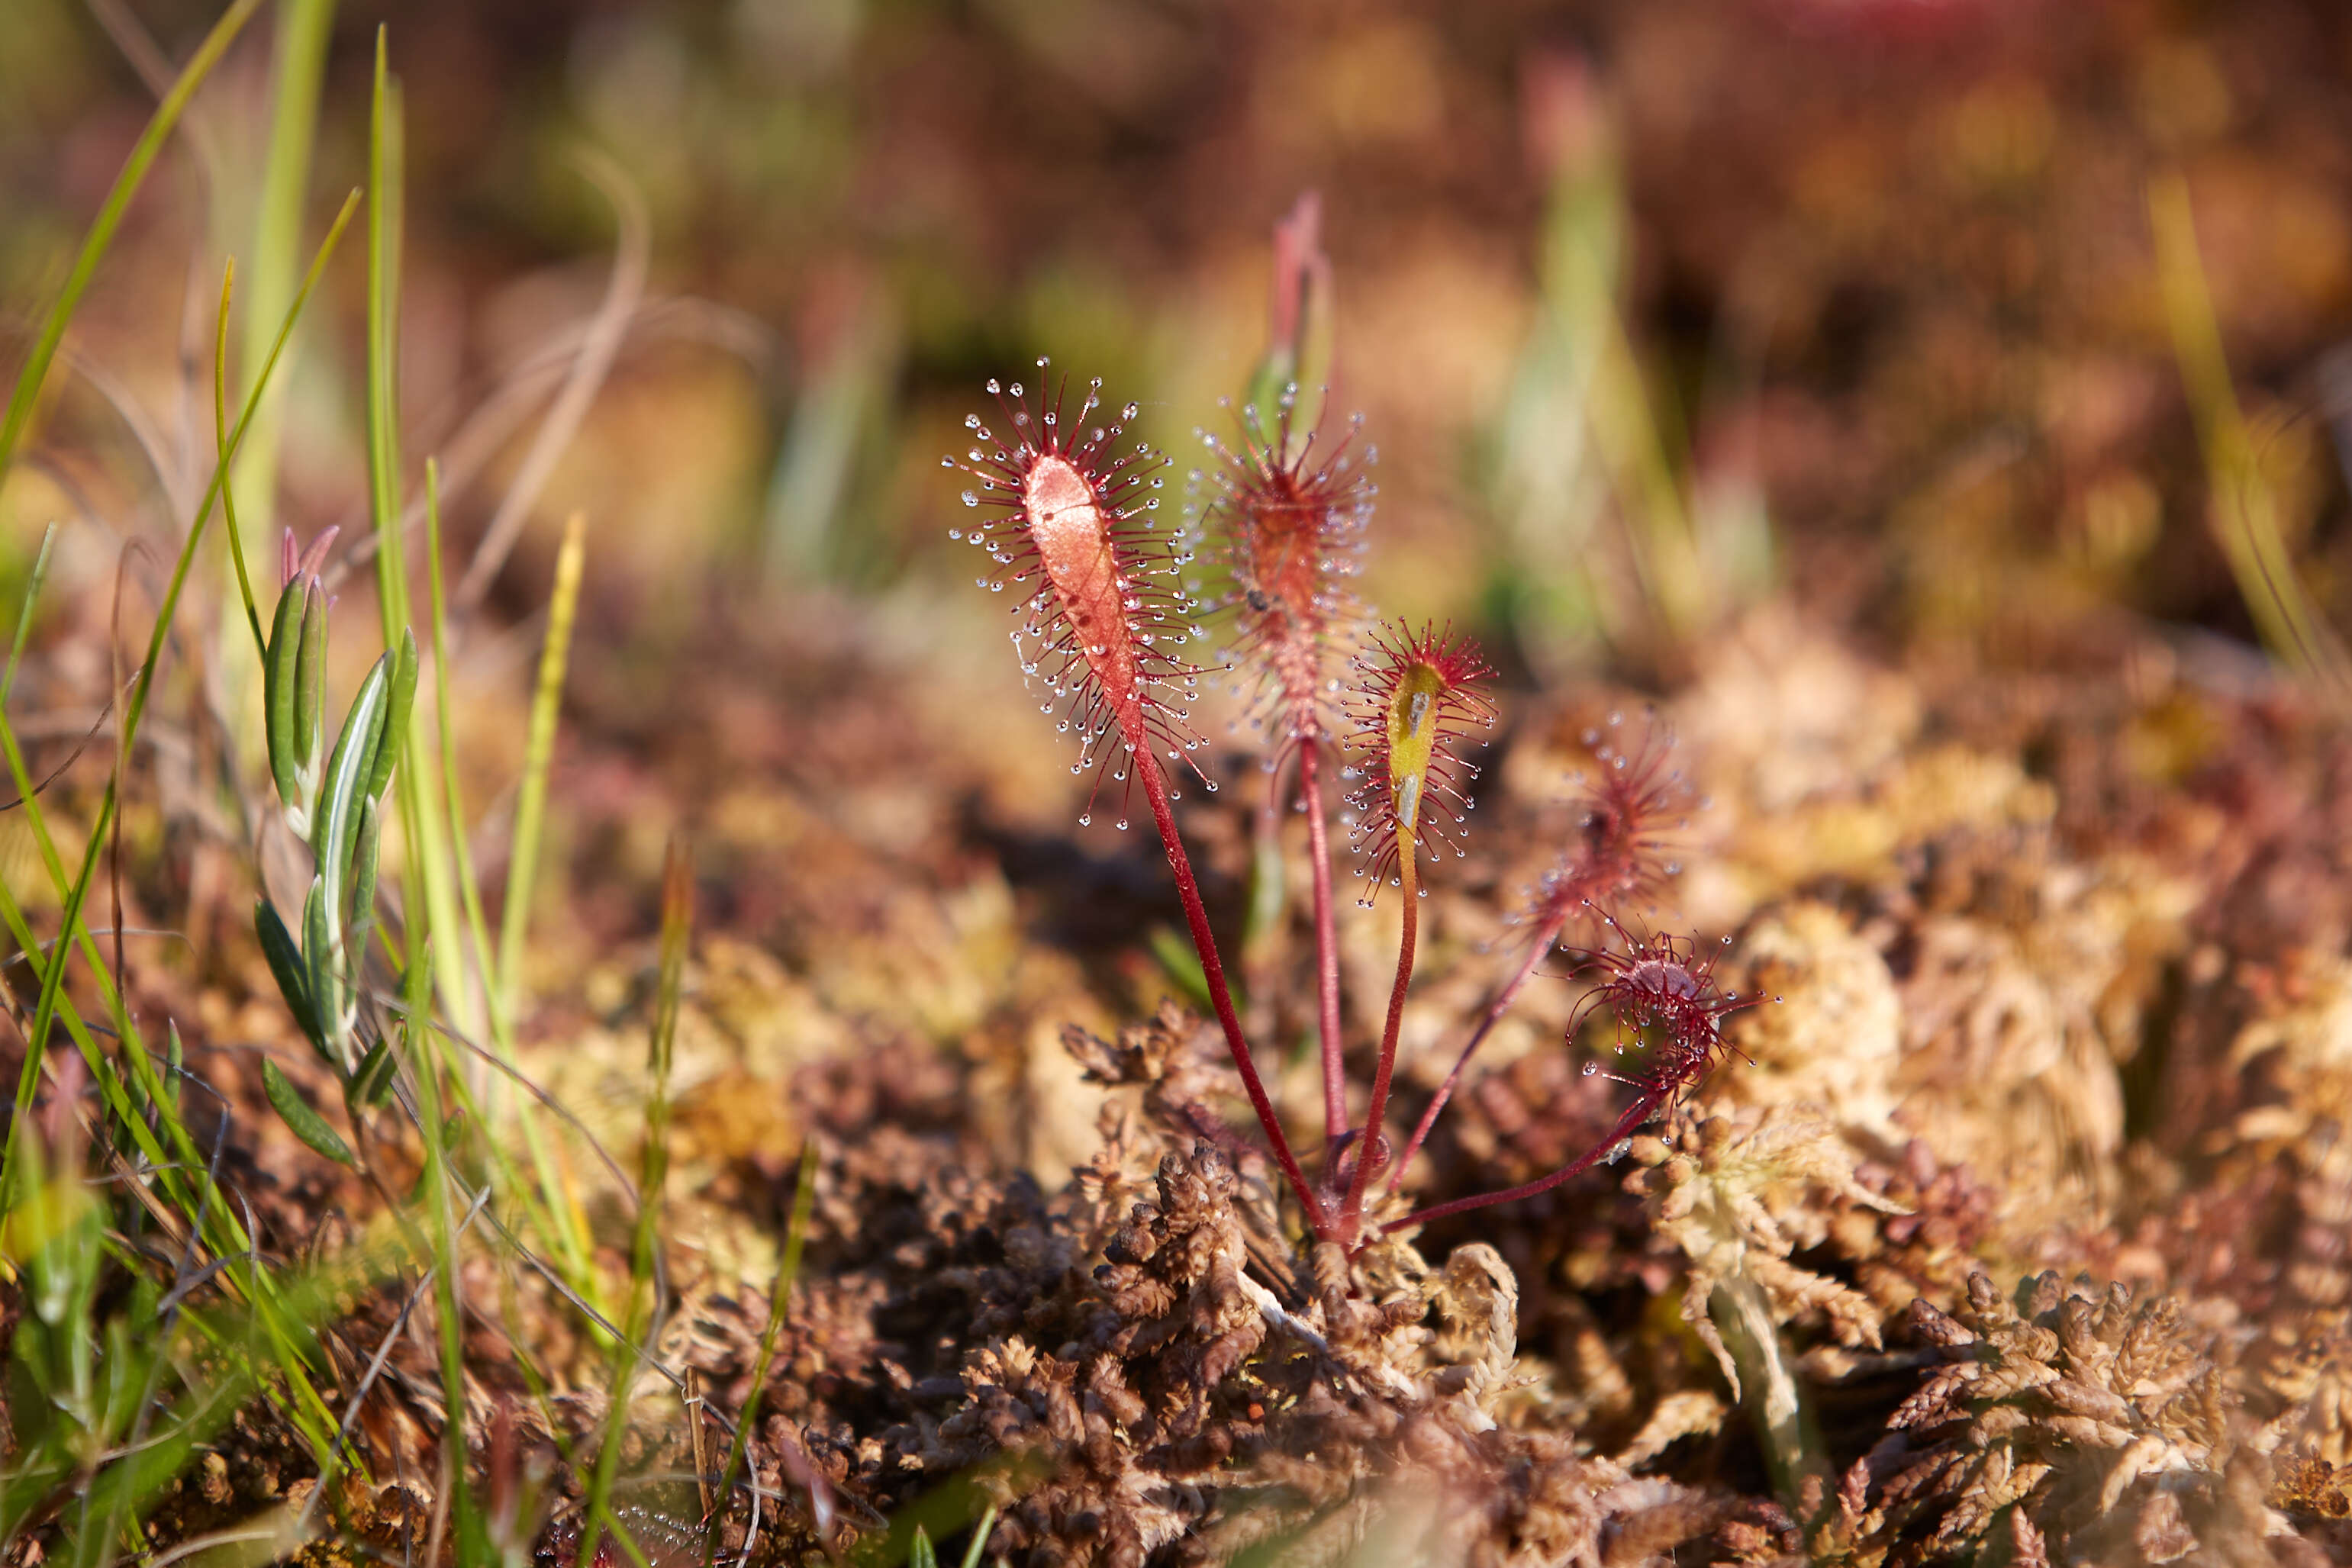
1343 853 1417 1231
1136 748 1326 1234
1384 1089 1664 1233
1298 737 1345 1150
1386 913 1564 1198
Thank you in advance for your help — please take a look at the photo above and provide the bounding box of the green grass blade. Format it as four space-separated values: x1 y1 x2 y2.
424 461 497 1047
1 523 59 707
212 261 266 657
361 33 471 1054
2151 172 2352 706
958 1505 999 1568
228 0 339 560
417 464 580 1283
496 510 585 1023
0 0 266 484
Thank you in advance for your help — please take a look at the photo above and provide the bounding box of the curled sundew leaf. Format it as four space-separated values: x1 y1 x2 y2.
1344 620 1496 900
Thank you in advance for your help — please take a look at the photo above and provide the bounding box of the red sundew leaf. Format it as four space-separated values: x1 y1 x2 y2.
1529 710 1693 929
1192 392 1375 753
1567 913 1764 1098
945 360 1215 822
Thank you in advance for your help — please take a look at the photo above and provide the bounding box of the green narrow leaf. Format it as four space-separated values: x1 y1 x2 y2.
317 652 391 910
265 581 305 806
0 0 268 481
1149 926 1216 1014
369 629 417 802
303 877 337 1061
957 1506 998 1568
294 580 329 798
347 1038 396 1109
262 1058 354 1167
346 794 382 939
255 897 322 1053
910 1527 939 1568
164 1019 183 1116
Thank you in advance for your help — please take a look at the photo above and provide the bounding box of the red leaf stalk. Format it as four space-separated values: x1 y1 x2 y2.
949 363 1322 1229
1197 393 1374 1146
1340 622 1495 1233
1387 712 1689 1194
1387 914 1765 1233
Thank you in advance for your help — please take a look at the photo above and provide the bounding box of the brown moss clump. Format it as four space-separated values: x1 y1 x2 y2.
1841 1270 2279 1563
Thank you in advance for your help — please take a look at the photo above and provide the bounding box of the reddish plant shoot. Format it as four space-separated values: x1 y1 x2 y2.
1389 910 1771 1233
946 362 1323 1232
1387 713 1689 1196
1194 388 1375 1147
1195 395 1374 750
946 353 1751 1251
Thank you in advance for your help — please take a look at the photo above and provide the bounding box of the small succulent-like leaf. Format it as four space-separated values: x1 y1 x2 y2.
346 794 381 942
368 628 417 802
262 1057 354 1167
317 650 391 915
294 581 330 784
303 876 338 1062
265 582 305 807
255 897 322 1054
347 1038 397 1109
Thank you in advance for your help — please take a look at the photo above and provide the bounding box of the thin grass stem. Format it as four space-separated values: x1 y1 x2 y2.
0 0 265 482
497 511 586 1024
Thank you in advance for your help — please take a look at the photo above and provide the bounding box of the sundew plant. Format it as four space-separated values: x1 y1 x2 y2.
947 200 1767 1251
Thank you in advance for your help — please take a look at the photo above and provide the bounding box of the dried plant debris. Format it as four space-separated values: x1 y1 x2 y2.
636 1008 1770 1566
1632 1106 1909 1392
1834 1270 2289 1564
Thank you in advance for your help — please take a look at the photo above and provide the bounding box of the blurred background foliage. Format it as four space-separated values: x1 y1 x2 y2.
9 0 2352 678
7 0 2352 877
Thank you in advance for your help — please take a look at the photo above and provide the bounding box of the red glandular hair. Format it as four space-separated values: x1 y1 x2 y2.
1343 621 1497 898
1529 712 1690 929
1569 914 1760 1096
946 362 1211 816
1191 393 1374 752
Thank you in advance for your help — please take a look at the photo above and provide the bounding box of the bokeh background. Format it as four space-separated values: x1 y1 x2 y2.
14 0 2352 678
